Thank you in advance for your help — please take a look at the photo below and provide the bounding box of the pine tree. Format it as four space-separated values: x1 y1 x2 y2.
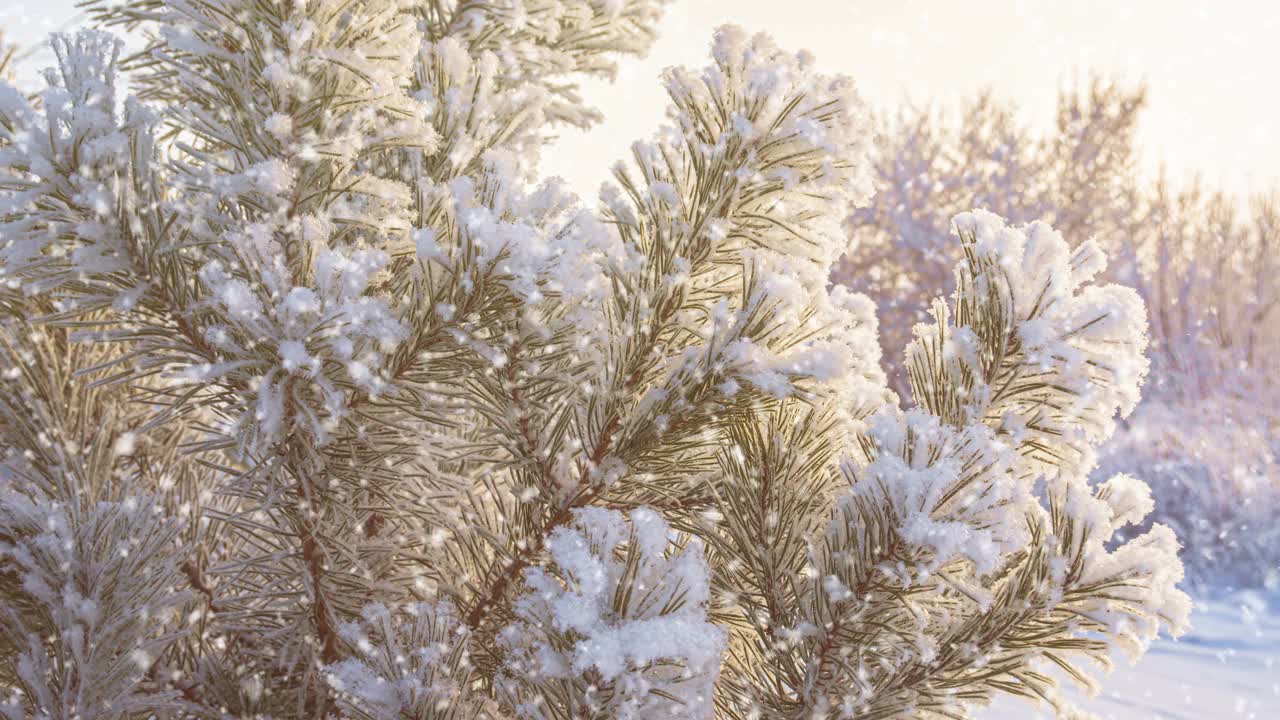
0 3 1189 718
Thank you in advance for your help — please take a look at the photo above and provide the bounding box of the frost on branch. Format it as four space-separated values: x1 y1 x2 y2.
421 0 673 130
592 25 887 468
0 318 197 717
0 491 189 720
498 508 724 719
149 0 429 449
325 602 492 720
0 31 156 295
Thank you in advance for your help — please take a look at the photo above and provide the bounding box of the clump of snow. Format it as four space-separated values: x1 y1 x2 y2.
112 432 137 457
499 507 724 719
1097 472 1155 531
843 409 1028 577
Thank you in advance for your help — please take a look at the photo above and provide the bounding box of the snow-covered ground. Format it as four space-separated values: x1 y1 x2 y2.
985 591 1280 719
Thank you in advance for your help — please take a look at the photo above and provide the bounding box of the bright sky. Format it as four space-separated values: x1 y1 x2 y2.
5 0 1277 198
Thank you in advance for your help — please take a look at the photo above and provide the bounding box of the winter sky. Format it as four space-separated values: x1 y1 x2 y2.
3 0 1277 199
